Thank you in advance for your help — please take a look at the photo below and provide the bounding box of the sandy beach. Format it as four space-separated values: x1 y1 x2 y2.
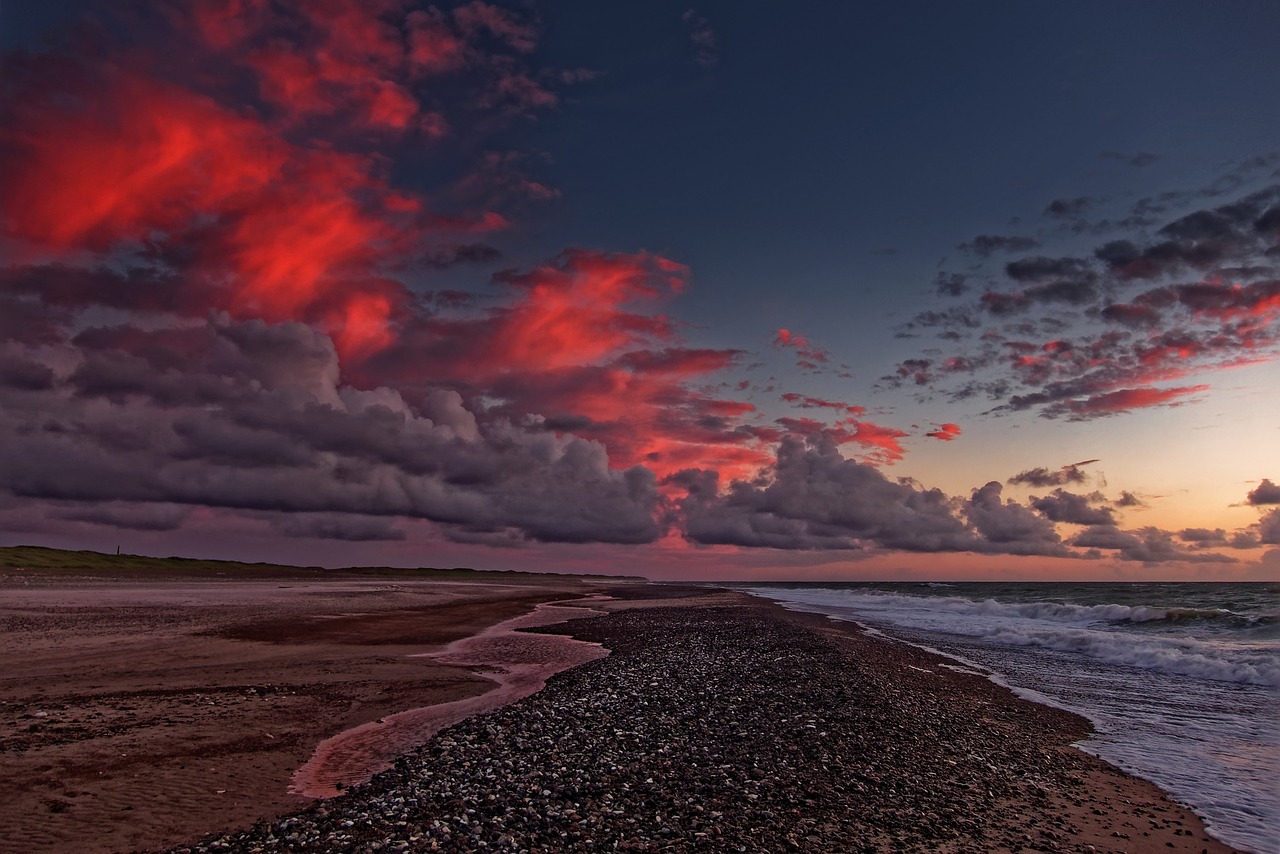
1 567 1241 853
0 563 602 853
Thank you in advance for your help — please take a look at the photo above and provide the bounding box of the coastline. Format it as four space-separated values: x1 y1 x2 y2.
182 587 1239 853
1 570 1241 853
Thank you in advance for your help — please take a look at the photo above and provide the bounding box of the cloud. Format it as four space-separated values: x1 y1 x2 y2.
681 9 719 67
1114 491 1146 508
891 178 1280 422
58 502 192 532
675 436 1083 557
780 393 863 415
925 423 961 441
1008 460 1096 487
0 314 672 546
772 328 831 370
1029 489 1115 525
1071 525 1235 564
964 482 1068 556
676 435 975 552
934 272 970 297
1039 384 1210 420
1259 509 1280 545
1246 478 1280 505
1044 196 1096 219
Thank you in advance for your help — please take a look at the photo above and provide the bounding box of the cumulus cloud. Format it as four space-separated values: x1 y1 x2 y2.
1070 525 1234 564
676 435 975 552
1247 478 1280 505
0 317 665 546
1259 509 1280 545
964 482 1068 555
1029 489 1115 525
675 436 1084 557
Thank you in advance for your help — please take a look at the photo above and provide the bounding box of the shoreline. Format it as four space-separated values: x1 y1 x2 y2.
180 588 1239 853
1 571 1242 853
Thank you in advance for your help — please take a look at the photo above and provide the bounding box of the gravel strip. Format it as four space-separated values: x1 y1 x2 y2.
168 603 1222 853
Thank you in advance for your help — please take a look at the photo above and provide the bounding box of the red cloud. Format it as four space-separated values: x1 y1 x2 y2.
1066 385 1209 417
926 423 962 441
0 0 942 551
773 328 831 369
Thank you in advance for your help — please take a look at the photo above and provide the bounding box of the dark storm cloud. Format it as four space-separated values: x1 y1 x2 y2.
270 512 407 542
1246 479 1280 505
0 292 70 345
57 502 192 531
1029 489 1115 525
1004 257 1093 283
0 352 55 390
0 317 665 546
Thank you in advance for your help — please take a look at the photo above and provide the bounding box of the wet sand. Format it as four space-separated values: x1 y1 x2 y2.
290 597 611 798
0 566 598 853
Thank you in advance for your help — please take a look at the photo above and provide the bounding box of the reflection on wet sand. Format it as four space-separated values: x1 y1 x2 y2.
290 598 610 798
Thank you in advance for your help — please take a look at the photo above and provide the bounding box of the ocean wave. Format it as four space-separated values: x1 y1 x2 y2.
759 588 1266 631
988 626 1280 686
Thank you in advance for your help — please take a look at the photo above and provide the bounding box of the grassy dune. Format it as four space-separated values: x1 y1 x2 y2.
0 545 642 582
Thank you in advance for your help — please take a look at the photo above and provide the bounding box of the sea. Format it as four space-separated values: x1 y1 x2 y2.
727 582 1278 854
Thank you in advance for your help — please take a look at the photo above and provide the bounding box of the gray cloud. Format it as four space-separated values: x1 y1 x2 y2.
1246 478 1280 505
964 482 1068 556
0 318 663 547
676 435 975 552
1008 461 1095 488
1070 525 1234 564
1029 489 1115 525
676 436 1075 557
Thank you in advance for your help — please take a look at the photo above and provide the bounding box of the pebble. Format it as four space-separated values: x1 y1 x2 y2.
168 605 1139 853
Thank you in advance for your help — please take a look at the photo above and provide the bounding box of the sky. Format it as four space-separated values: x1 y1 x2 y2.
0 0 1277 581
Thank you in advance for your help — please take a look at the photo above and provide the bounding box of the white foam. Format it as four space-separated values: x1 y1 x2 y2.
747 586 1279 686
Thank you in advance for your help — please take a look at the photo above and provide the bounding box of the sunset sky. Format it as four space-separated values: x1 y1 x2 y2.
1 1 1277 580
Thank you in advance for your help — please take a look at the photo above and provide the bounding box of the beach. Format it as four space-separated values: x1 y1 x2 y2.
1 567 1240 853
